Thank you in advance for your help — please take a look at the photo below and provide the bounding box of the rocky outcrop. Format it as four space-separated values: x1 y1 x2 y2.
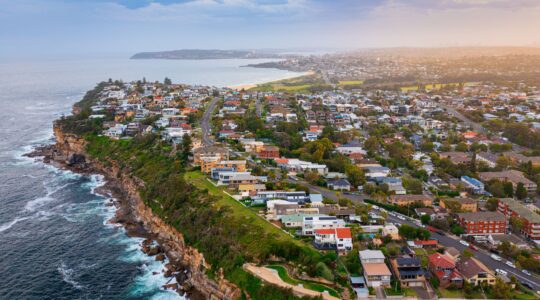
50 124 241 300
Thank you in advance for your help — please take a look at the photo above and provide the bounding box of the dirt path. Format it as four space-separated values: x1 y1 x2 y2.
244 264 340 300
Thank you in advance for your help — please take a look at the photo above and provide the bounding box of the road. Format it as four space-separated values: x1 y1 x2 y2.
436 101 526 152
385 214 540 291
200 97 219 146
289 177 540 291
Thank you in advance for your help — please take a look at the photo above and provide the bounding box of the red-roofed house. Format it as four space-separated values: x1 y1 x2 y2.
314 228 353 252
414 239 438 249
428 253 463 288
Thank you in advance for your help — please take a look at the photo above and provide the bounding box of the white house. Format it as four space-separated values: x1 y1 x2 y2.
336 141 366 155
302 216 346 236
314 227 353 252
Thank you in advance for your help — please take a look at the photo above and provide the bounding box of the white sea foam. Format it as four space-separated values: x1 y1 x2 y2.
25 196 56 211
0 216 29 233
58 262 84 290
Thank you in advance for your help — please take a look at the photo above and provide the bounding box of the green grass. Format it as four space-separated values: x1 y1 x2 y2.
400 86 419 92
438 288 465 298
266 265 340 297
250 73 331 93
184 170 301 245
338 80 363 86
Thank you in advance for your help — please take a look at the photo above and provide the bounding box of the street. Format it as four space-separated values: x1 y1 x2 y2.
200 97 219 146
289 177 540 292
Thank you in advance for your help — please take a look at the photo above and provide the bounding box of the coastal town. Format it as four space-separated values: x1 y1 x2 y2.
50 57 540 300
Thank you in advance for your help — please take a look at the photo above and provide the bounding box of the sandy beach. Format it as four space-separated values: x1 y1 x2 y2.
227 70 315 91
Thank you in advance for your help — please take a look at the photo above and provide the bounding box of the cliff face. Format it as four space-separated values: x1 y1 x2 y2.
53 125 241 300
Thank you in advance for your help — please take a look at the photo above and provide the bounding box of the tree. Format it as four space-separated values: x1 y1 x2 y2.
503 182 514 198
421 214 431 225
492 278 511 300
450 224 464 235
345 165 365 188
485 198 499 211
496 155 511 170
164 77 172 85
509 216 524 234
455 142 468 152
516 182 527 200
402 176 423 194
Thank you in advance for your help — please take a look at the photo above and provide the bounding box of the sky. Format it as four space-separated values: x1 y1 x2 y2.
1 0 540 58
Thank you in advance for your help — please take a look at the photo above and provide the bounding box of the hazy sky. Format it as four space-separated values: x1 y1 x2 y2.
1 0 540 58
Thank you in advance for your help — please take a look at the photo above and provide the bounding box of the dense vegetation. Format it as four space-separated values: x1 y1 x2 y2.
83 134 330 299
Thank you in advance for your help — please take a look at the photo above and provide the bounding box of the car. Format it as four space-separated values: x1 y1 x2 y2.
397 216 406 221
506 261 516 268
521 282 533 290
491 254 502 261
459 240 470 247
496 269 508 276
469 244 478 251
522 269 532 276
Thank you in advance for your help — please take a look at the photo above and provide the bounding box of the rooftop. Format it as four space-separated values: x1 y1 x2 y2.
499 198 540 223
457 211 506 222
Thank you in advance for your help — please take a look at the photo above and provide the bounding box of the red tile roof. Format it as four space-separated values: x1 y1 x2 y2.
428 253 455 269
315 229 335 235
336 227 352 239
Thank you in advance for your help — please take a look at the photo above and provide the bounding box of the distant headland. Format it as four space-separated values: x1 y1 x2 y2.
130 49 286 60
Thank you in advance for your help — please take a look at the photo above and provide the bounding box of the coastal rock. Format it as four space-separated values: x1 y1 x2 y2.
155 253 166 261
50 124 242 300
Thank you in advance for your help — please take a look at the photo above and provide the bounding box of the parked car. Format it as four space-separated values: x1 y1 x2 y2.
491 254 502 261
522 269 532 276
506 261 516 268
459 240 470 247
496 269 508 276
469 244 478 251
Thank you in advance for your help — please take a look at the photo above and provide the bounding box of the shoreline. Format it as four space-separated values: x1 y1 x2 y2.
227 70 314 91
26 143 207 299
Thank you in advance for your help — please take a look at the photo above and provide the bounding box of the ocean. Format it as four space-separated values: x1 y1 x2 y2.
0 57 302 299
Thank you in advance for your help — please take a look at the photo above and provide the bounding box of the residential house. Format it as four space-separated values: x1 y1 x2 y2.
456 257 496 286
327 179 351 191
389 256 427 288
440 197 478 212
461 176 485 194
302 216 346 236
193 146 229 164
428 253 463 288
389 195 433 207
313 227 353 252
358 250 392 288
257 145 280 159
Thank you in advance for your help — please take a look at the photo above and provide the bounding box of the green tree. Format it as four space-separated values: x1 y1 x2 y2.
492 278 511 300
421 214 431 225
503 182 514 198
509 216 524 234
164 77 172 85
485 198 499 211
516 182 527 200
345 165 365 188
455 142 468 152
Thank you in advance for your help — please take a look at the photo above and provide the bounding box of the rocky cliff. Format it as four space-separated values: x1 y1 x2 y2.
51 124 241 300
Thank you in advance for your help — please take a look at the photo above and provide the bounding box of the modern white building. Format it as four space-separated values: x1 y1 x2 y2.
302 216 346 236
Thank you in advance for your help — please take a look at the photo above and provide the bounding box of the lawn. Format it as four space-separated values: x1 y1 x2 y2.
338 80 363 86
400 86 419 92
266 265 340 297
438 288 465 298
184 171 297 244
250 73 330 93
